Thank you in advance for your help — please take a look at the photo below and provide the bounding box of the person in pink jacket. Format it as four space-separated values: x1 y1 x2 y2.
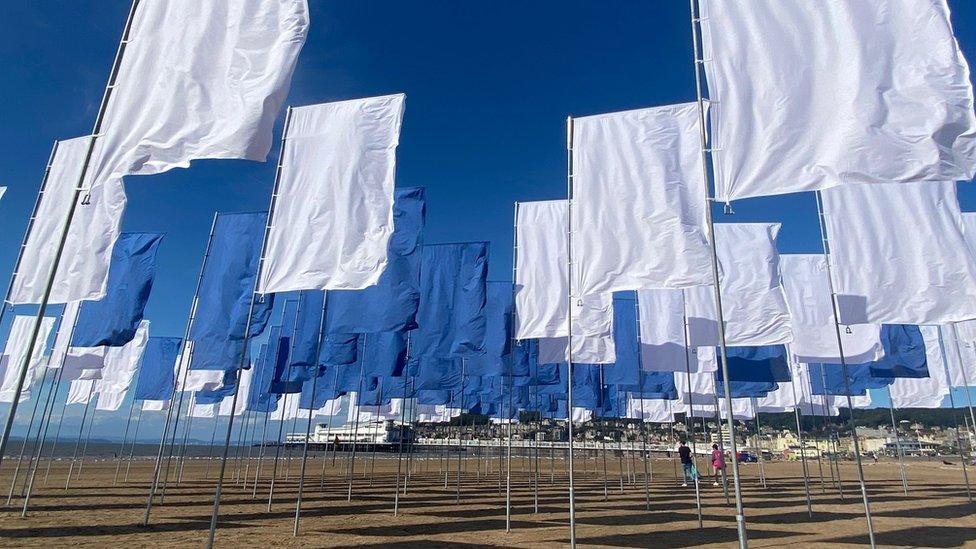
711 444 726 487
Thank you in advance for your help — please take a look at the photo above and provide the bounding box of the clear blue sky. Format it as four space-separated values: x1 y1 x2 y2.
1 1 975 440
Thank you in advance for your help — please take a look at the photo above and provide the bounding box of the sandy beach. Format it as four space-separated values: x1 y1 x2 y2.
0 451 973 548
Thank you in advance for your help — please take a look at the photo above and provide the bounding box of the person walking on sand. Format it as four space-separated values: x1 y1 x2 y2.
678 438 694 487
711 443 726 487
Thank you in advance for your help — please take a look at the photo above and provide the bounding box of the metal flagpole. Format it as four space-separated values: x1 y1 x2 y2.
680 291 708 522
885 387 909 495
43 390 70 484
123 404 144 482
814 188 876 549
6 362 54 503
711 394 730 503
634 295 651 512
144 212 219 522
817 366 845 498
251 411 271 496
367 384 383 485
936 327 973 503
688 3 748 545
64 382 96 489
320 368 340 489
455 360 467 504
785 349 813 517
234 409 251 483
506 201 519 531
175 394 197 483
403 377 417 492
267 396 290 510
293 291 328 535
113 395 138 484
21 359 69 512
347 335 368 502
75 396 99 481
565 115 579 549
393 345 412 515
948 325 976 440
751 399 767 488
206 106 296 549
204 414 220 479
0 0 144 469
598 370 609 502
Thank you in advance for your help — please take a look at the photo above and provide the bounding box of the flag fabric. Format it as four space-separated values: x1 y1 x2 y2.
822 181 976 324
716 346 791 383
189 212 274 371
514 200 613 341
94 320 150 396
258 94 406 294
66 379 95 405
780 254 884 364
0 315 56 402
684 223 793 346
889 326 951 408
60 347 106 382
465 282 514 377
572 103 711 295
866 325 929 379
699 0 976 202
288 290 325 370
325 187 426 333
412 243 489 360
10 137 125 305
49 301 81 370
95 391 127 412
637 289 690 373
88 0 308 185
71 233 163 348
133 336 181 401
174 342 224 393
318 333 361 366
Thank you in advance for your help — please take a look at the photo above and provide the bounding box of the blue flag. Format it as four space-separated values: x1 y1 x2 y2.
289 291 325 369
717 345 791 383
413 242 489 360
466 281 514 377
188 212 275 371
602 295 640 386
318 333 360 366
716 378 777 398
868 324 929 379
132 336 180 401
325 187 427 334
196 370 238 405
808 362 892 396
71 233 163 347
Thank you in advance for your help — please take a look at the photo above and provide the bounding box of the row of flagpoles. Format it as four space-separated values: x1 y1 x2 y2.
3 2 976 549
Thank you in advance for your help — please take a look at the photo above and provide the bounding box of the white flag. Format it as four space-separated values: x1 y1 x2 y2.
780 255 883 364
175 342 223 392
637 289 690 373
823 182 976 324
10 137 125 305
95 391 127 412
514 200 613 340
699 0 976 202
190 402 218 419
219 367 251 417
889 327 950 408
61 347 106 382
943 325 976 387
537 333 616 365
258 94 406 293
572 103 711 294
89 0 309 184
49 302 81 369
0 315 56 402
684 224 793 346
95 320 149 395
142 399 169 412
627 398 675 423
675 370 716 406
66 379 95 405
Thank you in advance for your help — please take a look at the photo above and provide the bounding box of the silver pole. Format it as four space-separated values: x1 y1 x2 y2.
113 394 138 484
145 212 220 522
347 335 367 502
21 361 69 513
455 360 467 504
885 387 909 495
936 327 973 502
252 411 271 496
6 361 53 503
393 359 411 515
565 115 578 549
0 0 144 468
206 106 296 549
814 188 876 548
123 404 144 482
687 3 748 545
294 291 329 535
506 202 519 531
948 325 976 440
680 292 709 521
785 350 813 517
751 399 767 488
203 414 221 479
634 295 651 511
267 395 291 510
64 382 96 489
175 394 196 483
